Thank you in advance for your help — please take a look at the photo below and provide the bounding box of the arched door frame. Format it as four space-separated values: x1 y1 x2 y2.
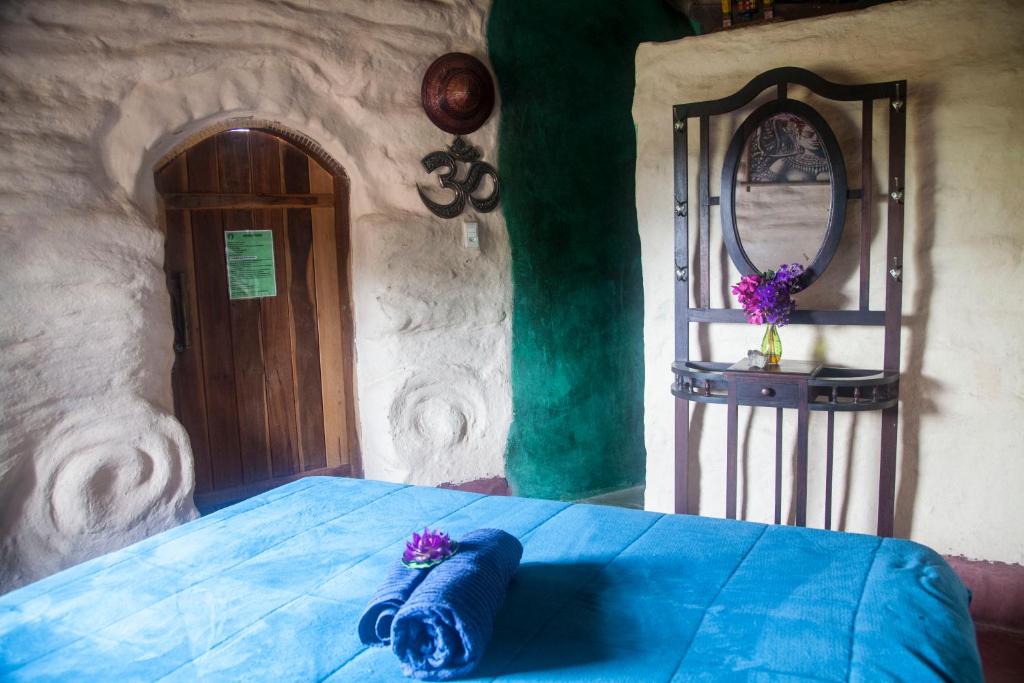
154 121 361 511
155 118 351 184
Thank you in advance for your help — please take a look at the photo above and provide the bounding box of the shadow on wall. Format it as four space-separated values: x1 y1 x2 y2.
894 82 939 538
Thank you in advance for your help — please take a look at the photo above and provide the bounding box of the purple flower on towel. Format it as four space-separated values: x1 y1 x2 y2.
402 528 457 569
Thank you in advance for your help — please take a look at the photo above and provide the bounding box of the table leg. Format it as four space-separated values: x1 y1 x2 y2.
878 404 898 537
796 382 809 526
674 398 690 515
774 408 783 525
726 380 738 519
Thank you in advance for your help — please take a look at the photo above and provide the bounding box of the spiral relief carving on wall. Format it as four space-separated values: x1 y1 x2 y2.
387 366 489 478
7 401 195 588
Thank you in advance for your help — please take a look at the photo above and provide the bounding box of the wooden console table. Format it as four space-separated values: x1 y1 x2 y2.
672 360 900 534
725 359 820 526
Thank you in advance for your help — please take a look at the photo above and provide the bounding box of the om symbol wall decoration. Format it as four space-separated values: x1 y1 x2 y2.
418 52 501 219
417 136 501 219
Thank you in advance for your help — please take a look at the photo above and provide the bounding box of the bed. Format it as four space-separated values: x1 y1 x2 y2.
0 476 982 681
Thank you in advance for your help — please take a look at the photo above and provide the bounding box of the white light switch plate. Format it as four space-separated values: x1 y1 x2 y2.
462 221 480 250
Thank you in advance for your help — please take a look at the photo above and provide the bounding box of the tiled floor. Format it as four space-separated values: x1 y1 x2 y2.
578 485 645 509
976 625 1024 682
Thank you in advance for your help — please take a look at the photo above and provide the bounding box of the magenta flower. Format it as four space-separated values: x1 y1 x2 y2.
402 528 457 569
731 264 804 326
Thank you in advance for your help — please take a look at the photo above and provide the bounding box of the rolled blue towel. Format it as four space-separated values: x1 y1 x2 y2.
357 560 431 646
391 528 523 680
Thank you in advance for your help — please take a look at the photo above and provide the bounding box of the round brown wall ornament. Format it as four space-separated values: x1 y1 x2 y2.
421 53 495 135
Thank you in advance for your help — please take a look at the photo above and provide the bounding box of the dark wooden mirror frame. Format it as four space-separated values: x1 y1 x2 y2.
720 98 848 289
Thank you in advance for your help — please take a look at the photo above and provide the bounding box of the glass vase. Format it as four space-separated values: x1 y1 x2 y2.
760 323 782 365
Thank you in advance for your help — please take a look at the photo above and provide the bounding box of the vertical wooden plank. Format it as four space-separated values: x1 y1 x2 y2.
883 88 907 371
309 158 347 469
725 378 738 520
286 207 328 471
879 83 907 538
283 143 327 470
158 154 212 493
674 399 689 516
251 132 301 478
795 382 809 527
774 407 783 525
282 144 310 193
187 136 243 490
673 109 690 515
673 110 690 362
333 175 361 476
879 405 899 537
267 214 302 477
218 131 271 484
859 99 874 311
155 154 187 196
825 409 835 530
698 115 711 309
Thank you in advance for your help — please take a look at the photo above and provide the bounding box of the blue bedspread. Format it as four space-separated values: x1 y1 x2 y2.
0 477 981 681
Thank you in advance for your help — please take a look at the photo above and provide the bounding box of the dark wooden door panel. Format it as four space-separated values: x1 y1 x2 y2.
187 137 244 490
263 209 302 478
282 143 327 471
159 128 355 501
286 206 327 471
217 131 272 485
332 175 360 466
282 143 310 194
309 160 347 468
250 132 302 478
158 154 212 493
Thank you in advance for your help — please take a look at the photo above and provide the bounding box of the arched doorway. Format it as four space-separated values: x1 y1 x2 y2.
155 127 359 510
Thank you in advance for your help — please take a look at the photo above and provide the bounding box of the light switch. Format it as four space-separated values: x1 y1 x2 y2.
462 221 480 250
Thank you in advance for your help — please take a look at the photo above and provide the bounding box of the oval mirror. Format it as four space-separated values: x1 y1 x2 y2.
721 99 847 288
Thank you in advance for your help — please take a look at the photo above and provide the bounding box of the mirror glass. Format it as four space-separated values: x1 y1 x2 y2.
734 112 833 272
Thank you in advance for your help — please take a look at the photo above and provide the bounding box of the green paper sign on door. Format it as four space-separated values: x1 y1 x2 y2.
225 230 277 300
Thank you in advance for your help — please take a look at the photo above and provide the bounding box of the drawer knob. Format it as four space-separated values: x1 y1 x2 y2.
761 387 775 397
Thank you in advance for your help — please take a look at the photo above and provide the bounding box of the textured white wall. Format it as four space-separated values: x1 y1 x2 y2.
635 0 1024 564
0 0 511 592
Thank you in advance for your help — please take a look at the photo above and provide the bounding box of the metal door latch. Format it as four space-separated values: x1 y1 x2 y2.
170 272 191 353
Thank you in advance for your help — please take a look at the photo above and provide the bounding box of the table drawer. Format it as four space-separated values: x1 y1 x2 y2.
734 378 801 407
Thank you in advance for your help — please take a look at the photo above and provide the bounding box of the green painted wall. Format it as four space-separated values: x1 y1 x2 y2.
488 1 689 500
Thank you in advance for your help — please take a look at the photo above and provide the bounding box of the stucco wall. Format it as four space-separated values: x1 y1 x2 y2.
0 0 511 592
635 0 1024 564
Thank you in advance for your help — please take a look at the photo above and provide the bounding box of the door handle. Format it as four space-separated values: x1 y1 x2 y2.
170 272 191 353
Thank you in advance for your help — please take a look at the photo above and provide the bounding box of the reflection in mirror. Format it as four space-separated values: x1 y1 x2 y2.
735 112 832 272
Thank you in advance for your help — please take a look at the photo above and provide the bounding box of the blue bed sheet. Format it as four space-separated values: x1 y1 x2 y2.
0 477 981 681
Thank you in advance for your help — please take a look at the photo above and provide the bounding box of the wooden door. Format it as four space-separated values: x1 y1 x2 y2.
156 129 359 509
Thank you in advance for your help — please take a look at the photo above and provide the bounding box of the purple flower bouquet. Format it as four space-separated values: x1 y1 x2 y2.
731 264 804 363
